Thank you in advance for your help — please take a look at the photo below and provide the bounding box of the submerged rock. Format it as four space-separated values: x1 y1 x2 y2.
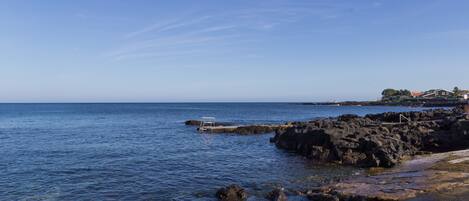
216 184 247 201
266 188 287 201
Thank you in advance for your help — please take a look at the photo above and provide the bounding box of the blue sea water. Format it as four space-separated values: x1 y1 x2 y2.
0 103 426 200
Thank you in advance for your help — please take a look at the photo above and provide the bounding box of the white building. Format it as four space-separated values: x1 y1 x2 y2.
421 89 453 98
464 94 468 100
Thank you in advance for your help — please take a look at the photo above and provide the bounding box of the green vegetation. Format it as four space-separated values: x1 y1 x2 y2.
452 86 469 97
381 88 411 101
453 87 460 95
381 86 467 102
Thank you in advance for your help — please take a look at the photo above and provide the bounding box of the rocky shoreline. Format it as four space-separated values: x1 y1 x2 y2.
187 105 469 200
267 106 468 200
306 149 469 201
271 107 469 168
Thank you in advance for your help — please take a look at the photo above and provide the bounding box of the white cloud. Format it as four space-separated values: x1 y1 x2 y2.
105 1 362 62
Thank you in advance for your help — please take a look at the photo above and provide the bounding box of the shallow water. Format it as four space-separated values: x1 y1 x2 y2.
0 103 426 200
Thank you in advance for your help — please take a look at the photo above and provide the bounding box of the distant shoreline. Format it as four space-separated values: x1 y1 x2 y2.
0 101 464 107
300 99 465 107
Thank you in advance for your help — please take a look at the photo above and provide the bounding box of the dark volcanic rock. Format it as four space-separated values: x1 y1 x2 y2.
266 188 287 201
307 193 339 201
273 122 411 167
185 120 233 126
185 120 202 126
337 114 360 122
216 185 247 201
271 108 468 168
186 120 288 135
365 108 460 123
198 124 292 135
234 125 276 135
426 119 469 152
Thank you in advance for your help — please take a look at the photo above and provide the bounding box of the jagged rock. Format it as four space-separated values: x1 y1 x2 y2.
216 184 247 201
266 188 287 201
337 114 360 122
365 108 461 123
273 124 411 167
307 193 339 201
233 125 276 134
271 109 468 167
199 124 292 135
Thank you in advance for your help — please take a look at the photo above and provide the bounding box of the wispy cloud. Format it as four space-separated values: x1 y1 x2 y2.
104 1 368 62
106 34 244 61
124 15 213 39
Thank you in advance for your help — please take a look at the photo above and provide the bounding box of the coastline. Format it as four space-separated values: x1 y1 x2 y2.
300 99 465 107
307 149 469 201
199 104 469 201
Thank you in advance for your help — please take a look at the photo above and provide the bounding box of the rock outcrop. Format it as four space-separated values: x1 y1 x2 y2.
216 184 248 201
185 120 292 134
200 125 292 135
266 188 287 201
271 107 469 167
185 120 233 127
365 108 460 122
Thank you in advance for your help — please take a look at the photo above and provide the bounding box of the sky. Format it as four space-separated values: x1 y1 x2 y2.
0 0 468 102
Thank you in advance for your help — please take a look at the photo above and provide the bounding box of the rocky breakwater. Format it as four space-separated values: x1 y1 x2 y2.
201 124 292 135
185 119 293 134
271 107 469 168
185 120 234 127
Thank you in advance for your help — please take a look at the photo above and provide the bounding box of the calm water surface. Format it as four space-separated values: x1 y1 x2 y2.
0 103 425 200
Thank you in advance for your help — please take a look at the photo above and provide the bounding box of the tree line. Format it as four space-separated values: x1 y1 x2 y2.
381 87 467 100
381 89 411 98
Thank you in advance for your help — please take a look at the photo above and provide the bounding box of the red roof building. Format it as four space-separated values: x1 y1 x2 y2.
411 91 423 98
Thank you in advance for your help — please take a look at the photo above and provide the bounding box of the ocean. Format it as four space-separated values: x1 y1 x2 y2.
0 103 426 200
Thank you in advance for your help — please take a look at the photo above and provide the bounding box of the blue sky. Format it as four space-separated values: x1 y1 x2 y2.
1 0 468 102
